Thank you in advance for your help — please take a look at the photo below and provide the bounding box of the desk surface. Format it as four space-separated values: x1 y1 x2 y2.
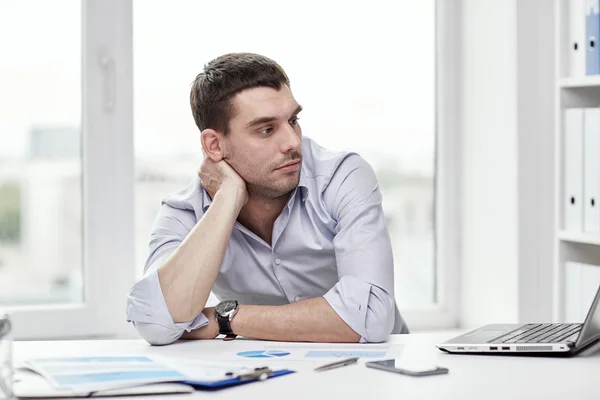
14 332 600 400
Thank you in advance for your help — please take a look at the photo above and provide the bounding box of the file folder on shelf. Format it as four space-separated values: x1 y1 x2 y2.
584 108 600 234
586 0 600 75
570 0 586 77
564 108 584 232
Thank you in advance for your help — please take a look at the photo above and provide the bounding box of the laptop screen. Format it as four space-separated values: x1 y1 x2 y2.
575 284 600 349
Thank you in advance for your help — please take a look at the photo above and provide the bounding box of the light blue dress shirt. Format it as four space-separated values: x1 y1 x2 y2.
126 137 408 345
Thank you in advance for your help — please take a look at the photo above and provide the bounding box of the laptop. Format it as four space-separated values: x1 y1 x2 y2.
436 284 600 356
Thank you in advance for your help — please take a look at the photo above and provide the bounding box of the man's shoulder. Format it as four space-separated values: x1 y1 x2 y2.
300 136 372 192
161 175 206 215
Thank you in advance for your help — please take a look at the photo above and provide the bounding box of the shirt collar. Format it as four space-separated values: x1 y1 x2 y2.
201 188 212 213
297 170 310 202
201 171 309 213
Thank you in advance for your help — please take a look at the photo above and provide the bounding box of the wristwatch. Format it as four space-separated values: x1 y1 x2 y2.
214 300 239 341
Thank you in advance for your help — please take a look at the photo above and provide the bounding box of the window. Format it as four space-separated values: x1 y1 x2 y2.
0 2 83 305
133 0 441 315
0 0 135 339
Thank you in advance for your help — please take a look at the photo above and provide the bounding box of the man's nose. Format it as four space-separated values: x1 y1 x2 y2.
280 123 301 153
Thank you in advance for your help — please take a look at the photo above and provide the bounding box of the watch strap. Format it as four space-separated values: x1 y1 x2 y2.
217 314 234 336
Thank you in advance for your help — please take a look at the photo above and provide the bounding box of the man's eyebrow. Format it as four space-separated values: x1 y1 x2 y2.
245 105 303 128
291 105 303 117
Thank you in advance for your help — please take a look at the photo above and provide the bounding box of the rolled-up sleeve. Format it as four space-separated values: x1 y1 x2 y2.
126 201 209 345
322 155 397 343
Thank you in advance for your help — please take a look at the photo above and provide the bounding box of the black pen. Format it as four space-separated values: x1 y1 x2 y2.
314 357 359 372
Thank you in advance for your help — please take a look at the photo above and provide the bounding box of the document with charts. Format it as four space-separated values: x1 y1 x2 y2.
230 343 404 361
22 355 264 392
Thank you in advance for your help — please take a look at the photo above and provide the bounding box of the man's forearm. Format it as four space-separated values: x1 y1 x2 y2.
158 185 245 323
230 297 360 343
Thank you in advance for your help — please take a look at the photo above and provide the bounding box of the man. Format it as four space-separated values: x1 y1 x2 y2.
126 52 408 346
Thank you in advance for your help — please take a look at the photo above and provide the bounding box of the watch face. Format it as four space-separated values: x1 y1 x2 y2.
215 300 237 316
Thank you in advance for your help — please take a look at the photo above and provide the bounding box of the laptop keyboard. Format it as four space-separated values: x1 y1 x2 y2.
490 323 582 344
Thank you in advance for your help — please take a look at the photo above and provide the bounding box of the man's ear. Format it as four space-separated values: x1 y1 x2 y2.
201 129 225 162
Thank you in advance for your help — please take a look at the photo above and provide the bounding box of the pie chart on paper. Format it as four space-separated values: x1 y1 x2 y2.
237 350 291 358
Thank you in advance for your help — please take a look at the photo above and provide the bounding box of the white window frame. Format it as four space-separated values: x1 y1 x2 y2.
9 0 460 338
401 0 461 331
9 0 134 340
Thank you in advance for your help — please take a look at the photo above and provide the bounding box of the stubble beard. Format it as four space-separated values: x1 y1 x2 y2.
246 169 301 200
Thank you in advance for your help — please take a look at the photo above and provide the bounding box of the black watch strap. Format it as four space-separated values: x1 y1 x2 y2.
217 314 234 336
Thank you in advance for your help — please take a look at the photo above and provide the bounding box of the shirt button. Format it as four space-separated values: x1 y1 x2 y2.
275 258 281 265
294 296 302 302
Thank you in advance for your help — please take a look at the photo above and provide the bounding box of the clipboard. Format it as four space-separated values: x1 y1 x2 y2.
20 356 296 394
182 367 295 391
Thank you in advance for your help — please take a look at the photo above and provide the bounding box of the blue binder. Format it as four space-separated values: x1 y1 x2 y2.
586 0 600 74
182 368 295 391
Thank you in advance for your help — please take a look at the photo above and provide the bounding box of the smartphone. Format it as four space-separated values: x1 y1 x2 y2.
365 359 449 377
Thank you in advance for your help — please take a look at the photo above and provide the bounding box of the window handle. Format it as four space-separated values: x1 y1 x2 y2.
100 55 115 113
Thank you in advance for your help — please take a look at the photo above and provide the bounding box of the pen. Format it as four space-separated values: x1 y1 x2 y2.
314 357 359 372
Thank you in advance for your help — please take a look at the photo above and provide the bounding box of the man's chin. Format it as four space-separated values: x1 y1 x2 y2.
248 179 300 199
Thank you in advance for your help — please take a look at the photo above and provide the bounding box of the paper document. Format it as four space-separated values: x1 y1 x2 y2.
23 355 269 393
23 356 186 392
160 357 260 381
233 343 403 361
304 350 387 358
14 369 194 398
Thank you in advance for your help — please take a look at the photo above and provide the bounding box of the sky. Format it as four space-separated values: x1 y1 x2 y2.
0 0 434 172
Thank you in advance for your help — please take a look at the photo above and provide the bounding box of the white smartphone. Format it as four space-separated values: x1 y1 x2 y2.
365 359 449 377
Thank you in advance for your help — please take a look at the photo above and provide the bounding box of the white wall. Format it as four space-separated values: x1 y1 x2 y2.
515 0 555 324
460 0 519 327
459 0 555 328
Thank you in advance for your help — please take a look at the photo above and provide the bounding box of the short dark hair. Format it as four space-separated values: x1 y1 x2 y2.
190 53 290 135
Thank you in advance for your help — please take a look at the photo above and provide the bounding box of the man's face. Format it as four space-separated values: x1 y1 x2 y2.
222 85 303 199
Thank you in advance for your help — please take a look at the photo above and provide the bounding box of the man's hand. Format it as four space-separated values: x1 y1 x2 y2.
198 155 248 207
181 307 220 340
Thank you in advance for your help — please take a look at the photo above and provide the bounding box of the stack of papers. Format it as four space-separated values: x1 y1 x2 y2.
22 356 187 392
14 370 194 398
14 356 292 398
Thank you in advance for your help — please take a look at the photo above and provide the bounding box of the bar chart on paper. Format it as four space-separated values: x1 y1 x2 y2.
304 351 387 358
232 344 403 361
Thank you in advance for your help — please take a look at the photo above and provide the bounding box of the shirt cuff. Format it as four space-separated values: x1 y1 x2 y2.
322 275 371 343
126 269 209 333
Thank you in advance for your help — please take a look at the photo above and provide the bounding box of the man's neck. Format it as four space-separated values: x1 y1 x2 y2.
237 193 290 245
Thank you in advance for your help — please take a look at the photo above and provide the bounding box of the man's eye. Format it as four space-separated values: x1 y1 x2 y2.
290 117 300 125
259 127 273 135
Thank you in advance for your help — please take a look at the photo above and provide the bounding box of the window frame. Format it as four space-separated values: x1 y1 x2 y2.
8 0 134 339
400 0 461 330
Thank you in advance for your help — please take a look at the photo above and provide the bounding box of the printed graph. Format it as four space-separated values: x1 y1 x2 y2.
304 351 386 358
236 350 291 359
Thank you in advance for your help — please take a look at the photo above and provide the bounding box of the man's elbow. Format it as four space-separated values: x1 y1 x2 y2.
364 297 395 343
133 321 184 346
366 327 392 343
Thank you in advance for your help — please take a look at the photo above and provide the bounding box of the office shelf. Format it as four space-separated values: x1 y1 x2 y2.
559 76 600 88
554 0 600 322
558 231 600 246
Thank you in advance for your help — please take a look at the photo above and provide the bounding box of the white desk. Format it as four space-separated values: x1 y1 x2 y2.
14 333 600 400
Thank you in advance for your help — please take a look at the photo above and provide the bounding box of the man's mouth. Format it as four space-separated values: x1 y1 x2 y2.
275 159 301 171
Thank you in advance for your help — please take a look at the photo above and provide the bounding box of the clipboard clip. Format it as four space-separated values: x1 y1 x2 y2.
237 367 274 382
